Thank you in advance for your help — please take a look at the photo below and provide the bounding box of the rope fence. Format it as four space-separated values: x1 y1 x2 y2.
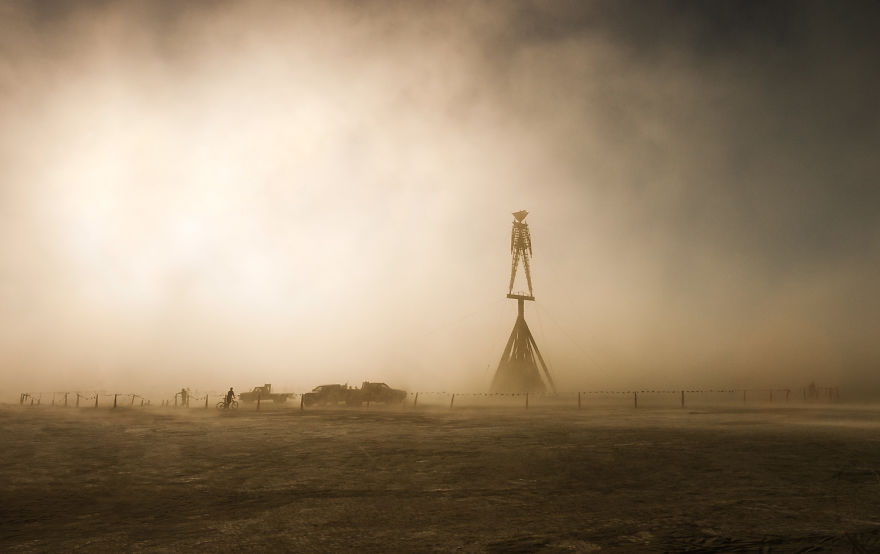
403 389 833 409
17 392 153 409
16 386 841 411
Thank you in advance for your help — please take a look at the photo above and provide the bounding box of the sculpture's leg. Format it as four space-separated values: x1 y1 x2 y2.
522 253 533 296
509 250 521 293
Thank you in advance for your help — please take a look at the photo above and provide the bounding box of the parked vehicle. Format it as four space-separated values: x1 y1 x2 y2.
301 384 350 407
239 384 293 404
301 382 407 407
348 382 407 406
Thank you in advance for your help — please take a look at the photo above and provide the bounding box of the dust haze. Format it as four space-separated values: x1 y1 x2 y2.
2 1 879 400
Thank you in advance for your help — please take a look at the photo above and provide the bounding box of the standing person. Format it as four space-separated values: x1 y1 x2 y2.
180 388 189 408
225 387 235 408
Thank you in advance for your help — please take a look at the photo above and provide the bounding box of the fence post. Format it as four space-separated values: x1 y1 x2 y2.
786 389 790 402
257 393 261 411
634 392 638 409
130 395 135 407
300 394 304 411
681 390 685 408
95 394 99 408
76 394 80 408
450 394 455 409
525 392 529 410
578 391 582 410
205 395 209 409
64 393 68 407
51 393 55 407
113 394 117 409
414 392 419 407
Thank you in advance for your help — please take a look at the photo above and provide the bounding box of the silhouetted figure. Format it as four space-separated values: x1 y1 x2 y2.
508 210 534 296
180 388 189 408
226 387 235 407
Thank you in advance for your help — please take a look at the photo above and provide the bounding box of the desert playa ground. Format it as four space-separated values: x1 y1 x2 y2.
2 401 880 552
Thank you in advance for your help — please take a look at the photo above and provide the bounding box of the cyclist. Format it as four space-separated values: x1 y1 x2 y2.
225 387 235 408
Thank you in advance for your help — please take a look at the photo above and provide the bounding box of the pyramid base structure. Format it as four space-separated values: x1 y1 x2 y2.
490 295 555 394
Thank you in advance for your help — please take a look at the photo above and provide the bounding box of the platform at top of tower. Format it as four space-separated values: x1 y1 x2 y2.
513 210 528 222
507 293 535 301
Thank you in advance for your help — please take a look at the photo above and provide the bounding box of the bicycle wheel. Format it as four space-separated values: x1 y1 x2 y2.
230 400 239 409
216 401 226 409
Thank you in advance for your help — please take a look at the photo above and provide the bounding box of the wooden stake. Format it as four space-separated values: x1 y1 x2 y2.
113 394 117 409
634 392 638 409
578 391 581 409
414 392 419 407
525 392 529 410
257 393 261 411
681 390 685 408
450 394 455 409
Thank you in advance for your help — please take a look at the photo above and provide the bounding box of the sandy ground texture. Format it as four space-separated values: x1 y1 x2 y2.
2 403 880 552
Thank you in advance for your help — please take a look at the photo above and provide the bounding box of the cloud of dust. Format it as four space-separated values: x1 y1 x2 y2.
1 1 878 400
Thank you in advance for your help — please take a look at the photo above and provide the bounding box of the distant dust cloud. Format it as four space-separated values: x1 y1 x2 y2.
1 1 878 400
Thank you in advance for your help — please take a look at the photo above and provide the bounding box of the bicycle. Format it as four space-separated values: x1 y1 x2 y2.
216 399 239 409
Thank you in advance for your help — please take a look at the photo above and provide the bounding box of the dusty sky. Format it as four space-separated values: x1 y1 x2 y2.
1 0 878 400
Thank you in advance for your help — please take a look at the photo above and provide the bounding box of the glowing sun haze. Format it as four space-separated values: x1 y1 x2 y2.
1 1 878 399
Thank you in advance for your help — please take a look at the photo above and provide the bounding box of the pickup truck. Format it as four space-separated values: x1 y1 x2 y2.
301 382 406 407
238 384 294 404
